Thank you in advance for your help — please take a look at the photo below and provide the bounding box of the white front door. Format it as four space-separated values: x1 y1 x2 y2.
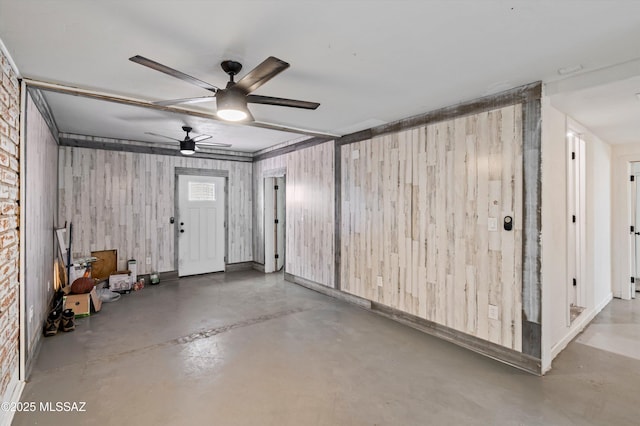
178 175 226 277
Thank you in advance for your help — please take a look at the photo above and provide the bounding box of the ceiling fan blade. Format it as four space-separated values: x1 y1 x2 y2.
130 55 219 93
192 134 212 143
247 94 320 110
144 132 182 142
196 141 232 148
153 96 216 107
234 56 289 94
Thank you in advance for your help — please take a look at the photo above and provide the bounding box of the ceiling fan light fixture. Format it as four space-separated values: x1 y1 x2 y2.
216 89 251 122
180 139 196 155
217 109 248 122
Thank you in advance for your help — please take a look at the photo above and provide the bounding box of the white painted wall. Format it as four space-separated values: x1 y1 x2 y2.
541 98 613 373
611 142 640 299
541 98 567 372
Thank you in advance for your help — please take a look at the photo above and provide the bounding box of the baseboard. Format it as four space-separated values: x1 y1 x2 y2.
0 373 24 426
225 261 255 272
284 273 541 375
550 292 613 362
284 272 371 308
158 271 178 281
371 302 542 375
251 262 265 272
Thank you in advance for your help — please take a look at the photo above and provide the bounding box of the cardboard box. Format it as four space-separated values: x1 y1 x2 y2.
64 287 102 317
91 249 117 281
109 270 132 292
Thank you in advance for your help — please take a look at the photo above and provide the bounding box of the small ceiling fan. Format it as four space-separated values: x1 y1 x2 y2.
129 55 320 122
145 126 231 155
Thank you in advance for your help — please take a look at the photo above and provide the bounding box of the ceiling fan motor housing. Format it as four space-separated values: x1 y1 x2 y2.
180 138 196 154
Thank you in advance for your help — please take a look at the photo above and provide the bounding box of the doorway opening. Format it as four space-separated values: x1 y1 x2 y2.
175 169 228 277
567 130 586 324
264 175 285 273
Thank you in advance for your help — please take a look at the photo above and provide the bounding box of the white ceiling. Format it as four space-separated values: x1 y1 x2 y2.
1 0 640 151
550 69 640 144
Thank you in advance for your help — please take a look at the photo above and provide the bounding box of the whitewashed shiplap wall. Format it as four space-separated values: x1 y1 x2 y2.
25 95 58 365
253 142 335 287
341 105 523 351
58 147 252 274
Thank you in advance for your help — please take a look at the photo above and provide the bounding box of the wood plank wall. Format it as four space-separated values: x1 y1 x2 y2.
58 147 252 274
253 142 335 287
24 95 58 370
340 105 523 351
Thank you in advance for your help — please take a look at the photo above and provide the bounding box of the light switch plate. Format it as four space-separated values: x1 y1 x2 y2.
488 304 499 320
352 149 360 159
488 217 498 232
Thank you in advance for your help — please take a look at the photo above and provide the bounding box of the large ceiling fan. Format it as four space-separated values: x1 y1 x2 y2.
129 55 320 122
146 126 231 155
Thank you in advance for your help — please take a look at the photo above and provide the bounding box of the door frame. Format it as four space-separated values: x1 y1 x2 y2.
612 155 640 299
629 163 640 299
566 130 587 323
262 167 287 273
264 174 286 273
174 167 229 273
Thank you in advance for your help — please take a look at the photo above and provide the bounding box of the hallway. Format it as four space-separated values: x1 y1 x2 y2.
14 271 640 425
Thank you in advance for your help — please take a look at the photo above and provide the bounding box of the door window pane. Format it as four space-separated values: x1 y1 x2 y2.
189 182 215 201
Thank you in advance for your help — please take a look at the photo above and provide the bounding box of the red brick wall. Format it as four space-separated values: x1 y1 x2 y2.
0 48 20 399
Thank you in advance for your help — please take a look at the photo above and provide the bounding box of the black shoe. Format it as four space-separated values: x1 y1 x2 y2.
60 309 75 332
44 310 62 337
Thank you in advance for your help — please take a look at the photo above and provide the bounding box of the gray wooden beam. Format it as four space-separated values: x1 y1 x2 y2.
521 98 542 359
337 82 542 146
252 136 333 162
23 78 335 139
59 136 253 162
26 87 60 144
334 140 342 290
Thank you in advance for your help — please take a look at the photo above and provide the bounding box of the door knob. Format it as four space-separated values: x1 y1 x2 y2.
635 232 640 235
180 222 184 226
180 229 185 233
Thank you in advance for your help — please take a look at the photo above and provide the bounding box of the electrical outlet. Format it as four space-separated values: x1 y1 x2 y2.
488 304 499 320
29 305 34 324
377 276 383 287
352 149 360 159
488 217 498 232
47 281 51 291
146 257 151 265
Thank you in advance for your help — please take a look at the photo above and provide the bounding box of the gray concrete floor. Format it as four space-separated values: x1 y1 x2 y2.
13 271 640 425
